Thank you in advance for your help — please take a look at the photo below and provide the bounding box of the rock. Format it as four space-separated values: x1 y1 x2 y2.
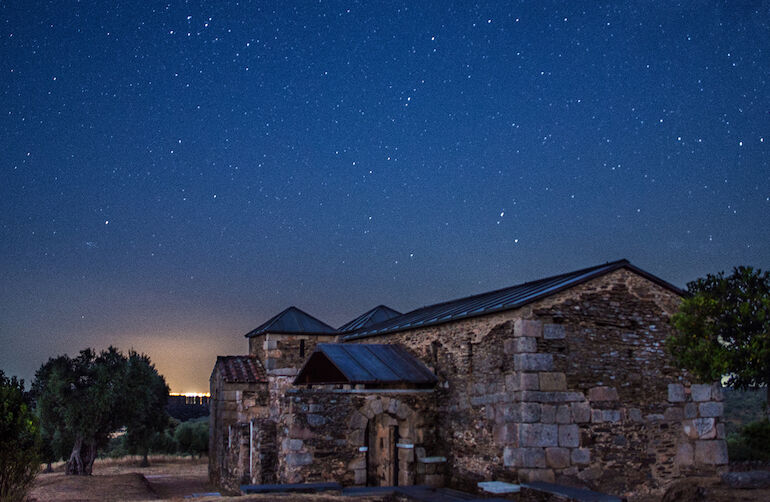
721 471 770 489
668 383 686 403
691 384 711 402
698 402 724 418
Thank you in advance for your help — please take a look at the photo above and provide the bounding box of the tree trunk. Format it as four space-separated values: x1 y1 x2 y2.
83 441 97 475
45 462 53 473
66 436 85 475
140 451 149 467
766 385 769 421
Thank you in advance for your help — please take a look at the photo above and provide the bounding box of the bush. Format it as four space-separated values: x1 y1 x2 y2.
727 419 770 461
174 418 208 458
0 371 40 502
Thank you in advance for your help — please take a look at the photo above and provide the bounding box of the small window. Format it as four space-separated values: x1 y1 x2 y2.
300 340 306 358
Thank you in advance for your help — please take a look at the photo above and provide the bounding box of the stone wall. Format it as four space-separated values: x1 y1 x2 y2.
259 333 338 374
275 389 441 487
345 268 724 497
208 370 269 492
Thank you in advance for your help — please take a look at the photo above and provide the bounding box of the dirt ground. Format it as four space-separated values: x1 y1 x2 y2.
27 457 770 502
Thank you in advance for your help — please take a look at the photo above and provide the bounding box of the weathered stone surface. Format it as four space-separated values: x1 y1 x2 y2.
306 414 327 426
684 402 698 419
693 418 716 439
514 353 554 371
540 404 555 424
286 452 313 466
571 448 590 465
514 319 542 338
504 447 546 468
675 442 694 466
508 337 537 353
628 408 643 422
722 471 770 489
691 384 712 402
577 466 602 482
602 410 621 423
519 468 555 483
539 372 567 392
520 391 584 403
504 402 541 423
520 423 559 447
543 324 566 339
711 383 724 402
694 440 728 465
588 386 619 402
282 438 304 451
698 402 724 418
558 424 580 447
494 423 518 444
545 447 570 468
571 402 591 423
556 405 571 424
664 406 683 421
668 383 686 403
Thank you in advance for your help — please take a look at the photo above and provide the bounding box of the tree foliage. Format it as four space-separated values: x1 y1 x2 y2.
0 370 40 502
32 347 169 475
668 266 770 413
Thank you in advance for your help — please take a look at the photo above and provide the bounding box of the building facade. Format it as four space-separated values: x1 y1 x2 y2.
209 260 728 498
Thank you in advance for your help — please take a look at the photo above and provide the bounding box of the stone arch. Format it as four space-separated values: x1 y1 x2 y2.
347 396 418 487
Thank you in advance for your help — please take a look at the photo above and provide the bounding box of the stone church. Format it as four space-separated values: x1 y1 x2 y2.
209 259 727 497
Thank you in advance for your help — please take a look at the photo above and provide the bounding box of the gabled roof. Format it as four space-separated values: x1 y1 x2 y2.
245 306 338 337
294 343 437 387
342 259 684 340
338 305 402 332
214 355 267 384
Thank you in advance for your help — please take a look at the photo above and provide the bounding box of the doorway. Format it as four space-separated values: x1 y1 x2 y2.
366 414 399 486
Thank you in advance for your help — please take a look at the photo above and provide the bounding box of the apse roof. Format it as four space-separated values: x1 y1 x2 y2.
244 306 338 337
294 343 437 386
338 305 402 332
342 259 684 340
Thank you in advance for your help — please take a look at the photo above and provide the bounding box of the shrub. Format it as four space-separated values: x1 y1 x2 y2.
727 419 770 461
0 371 40 502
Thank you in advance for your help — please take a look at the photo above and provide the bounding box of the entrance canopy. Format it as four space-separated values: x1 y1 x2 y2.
294 343 437 388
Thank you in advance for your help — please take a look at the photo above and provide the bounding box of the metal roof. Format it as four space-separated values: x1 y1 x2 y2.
338 305 402 332
294 343 437 386
342 259 684 340
245 306 338 337
214 355 267 384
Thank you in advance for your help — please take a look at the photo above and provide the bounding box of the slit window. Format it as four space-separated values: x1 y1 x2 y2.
299 340 306 358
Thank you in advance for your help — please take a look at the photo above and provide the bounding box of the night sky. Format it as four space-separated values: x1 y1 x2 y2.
1 2 768 393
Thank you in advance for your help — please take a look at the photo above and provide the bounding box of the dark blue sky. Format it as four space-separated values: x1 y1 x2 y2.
1 1 768 392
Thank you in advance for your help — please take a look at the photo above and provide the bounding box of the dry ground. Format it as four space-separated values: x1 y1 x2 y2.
27 457 770 502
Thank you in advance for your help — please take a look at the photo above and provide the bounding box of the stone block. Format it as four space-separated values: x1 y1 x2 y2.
520 373 541 390
699 402 724 418
684 402 698 419
675 442 694 466
514 337 538 353
602 410 621 423
571 402 591 423
514 353 554 372
588 386 619 402
370 399 384 415
577 466 602 482
282 438 304 452
691 384 712 402
711 383 725 402
571 448 591 465
286 452 313 466
683 418 716 439
514 319 542 338
628 408 643 422
543 324 566 339
668 383 686 403
539 372 567 391
307 414 327 427
556 405 571 424
513 402 542 423
354 468 366 485
348 456 366 470
348 412 367 429
519 469 555 483
558 424 580 447
540 405 555 424
717 423 725 439
591 410 603 423
694 440 728 465
424 474 444 488
545 447 570 468
494 423 518 444
520 423 559 447
664 406 684 421
504 447 546 468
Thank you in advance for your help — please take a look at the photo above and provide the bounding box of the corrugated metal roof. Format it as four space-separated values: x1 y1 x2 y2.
338 305 402 332
342 259 684 340
245 306 338 337
294 343 437 386
214 355 267 384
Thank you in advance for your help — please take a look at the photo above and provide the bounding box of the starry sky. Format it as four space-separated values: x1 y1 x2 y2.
1 1 768 393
